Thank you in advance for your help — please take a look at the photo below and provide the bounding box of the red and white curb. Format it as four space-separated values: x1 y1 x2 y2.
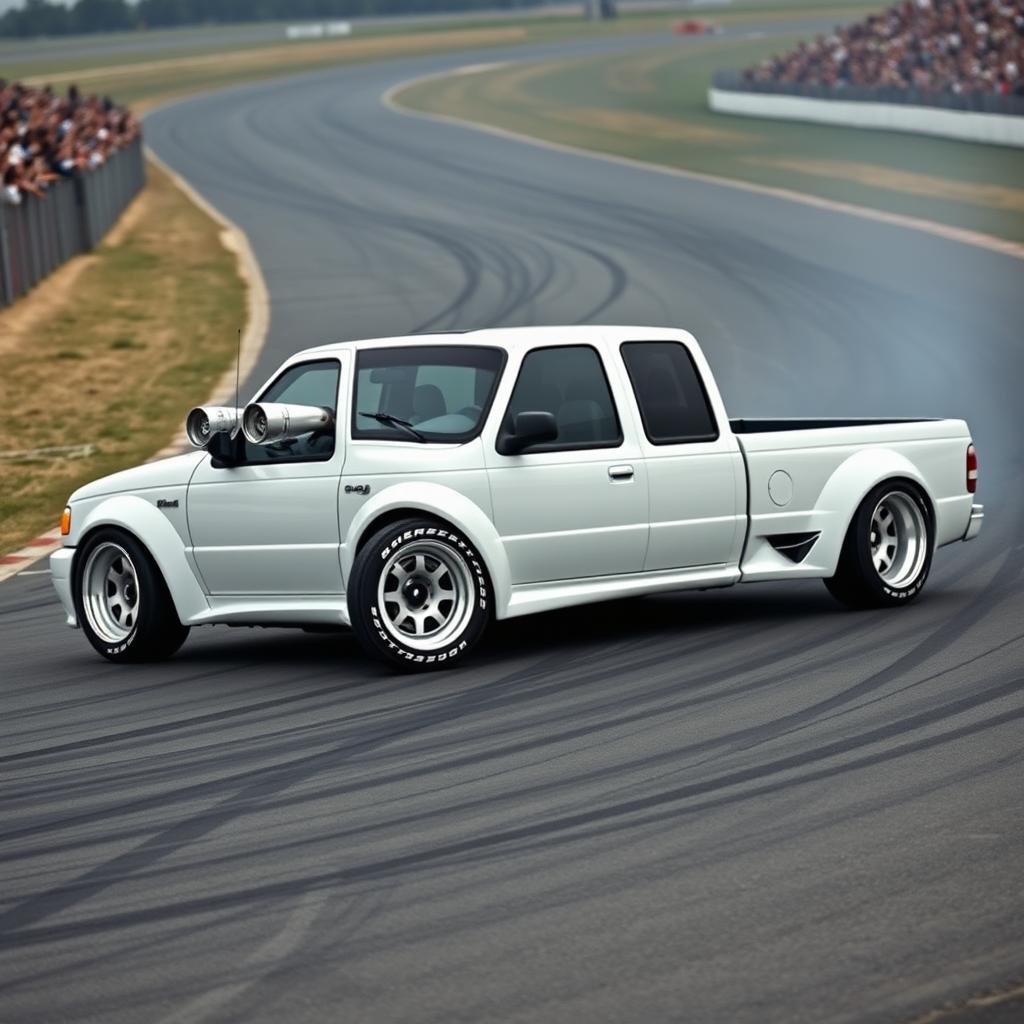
0 530 64 582
0 146 268 586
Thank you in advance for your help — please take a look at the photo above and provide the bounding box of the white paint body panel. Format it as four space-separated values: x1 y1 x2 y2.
737 423 974 581
51 326 980 633
608 331 747 572
185 351 350 596
187 469 344 595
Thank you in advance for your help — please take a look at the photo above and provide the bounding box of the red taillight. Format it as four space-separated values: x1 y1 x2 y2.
966 444 978 494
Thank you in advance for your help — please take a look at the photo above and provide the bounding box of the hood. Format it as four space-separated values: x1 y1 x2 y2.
69 451 207 503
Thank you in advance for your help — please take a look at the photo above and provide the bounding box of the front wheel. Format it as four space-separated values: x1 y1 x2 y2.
825 482 933 609
74 528 190 662
349 518 491 671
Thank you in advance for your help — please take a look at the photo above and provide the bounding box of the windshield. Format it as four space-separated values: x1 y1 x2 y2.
353 345 505 443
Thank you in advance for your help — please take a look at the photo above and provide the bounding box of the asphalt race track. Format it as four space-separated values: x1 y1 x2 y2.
2 32 1023 1024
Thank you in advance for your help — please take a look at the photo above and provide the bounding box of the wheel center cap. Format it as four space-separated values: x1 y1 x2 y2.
403 578 430 609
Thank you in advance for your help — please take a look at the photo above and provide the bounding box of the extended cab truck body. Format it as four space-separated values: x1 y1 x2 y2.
51 326 984 670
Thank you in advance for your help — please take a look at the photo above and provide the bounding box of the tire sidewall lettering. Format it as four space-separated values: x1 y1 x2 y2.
863 486 932 602
360 521 488 668
104 630 137 657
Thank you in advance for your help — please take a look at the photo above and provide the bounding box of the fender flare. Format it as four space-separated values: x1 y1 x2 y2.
74 495 209 624
342 482 512 618
813 448 932 574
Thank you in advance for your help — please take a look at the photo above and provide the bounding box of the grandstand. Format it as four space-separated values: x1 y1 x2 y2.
740 0 1024 102
0 82 143 305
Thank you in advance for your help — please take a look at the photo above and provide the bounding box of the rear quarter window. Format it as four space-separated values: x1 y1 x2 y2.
620 341 718 444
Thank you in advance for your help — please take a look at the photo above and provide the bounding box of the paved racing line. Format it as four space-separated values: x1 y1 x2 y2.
1 27 1023 1024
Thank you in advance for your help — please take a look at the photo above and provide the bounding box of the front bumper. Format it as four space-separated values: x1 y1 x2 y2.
963 503 984 542
50 547 78 627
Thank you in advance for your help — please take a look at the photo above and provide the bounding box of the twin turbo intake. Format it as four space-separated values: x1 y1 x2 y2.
185 404 333 448
185 406 242 448
241 403 332 444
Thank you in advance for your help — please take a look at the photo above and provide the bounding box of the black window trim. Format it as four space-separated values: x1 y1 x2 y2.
620 340 720 446
496 343 624 456
350 344 508 445
212 357 343 468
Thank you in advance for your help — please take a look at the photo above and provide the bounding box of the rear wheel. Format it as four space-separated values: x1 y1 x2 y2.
825 482 933 609
349 518 491 671
74 529 190 662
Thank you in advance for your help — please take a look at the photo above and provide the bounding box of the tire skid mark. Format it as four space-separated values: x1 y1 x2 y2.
154 890 324 1024
0 602 905 855
0 598 1007 892
3 695 1021 952
0 641 586 934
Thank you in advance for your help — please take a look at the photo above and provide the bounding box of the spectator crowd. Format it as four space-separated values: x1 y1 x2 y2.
744 0 1024 97
1 80 140 207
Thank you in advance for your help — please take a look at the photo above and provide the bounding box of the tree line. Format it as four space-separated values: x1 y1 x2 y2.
0 0 562 38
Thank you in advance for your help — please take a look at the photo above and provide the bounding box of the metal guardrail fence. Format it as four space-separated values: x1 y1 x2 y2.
711 70 1024 117
0 137 145 308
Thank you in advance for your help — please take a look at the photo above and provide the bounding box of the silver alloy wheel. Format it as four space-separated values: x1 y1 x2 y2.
377 540 474 652
869 490 928 588
81 542 140 644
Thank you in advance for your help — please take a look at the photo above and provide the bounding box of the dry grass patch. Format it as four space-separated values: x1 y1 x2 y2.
0 160 243 553
604 50 678 95
552 107 757 145
747 157 1024 212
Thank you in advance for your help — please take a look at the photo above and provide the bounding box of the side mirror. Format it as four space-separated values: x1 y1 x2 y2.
207 429 241 467
499 410 559 455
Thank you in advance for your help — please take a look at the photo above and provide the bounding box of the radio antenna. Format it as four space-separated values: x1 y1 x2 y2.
234 327 242 436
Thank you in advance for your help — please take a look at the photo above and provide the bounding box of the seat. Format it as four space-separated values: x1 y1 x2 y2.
412 384 446 424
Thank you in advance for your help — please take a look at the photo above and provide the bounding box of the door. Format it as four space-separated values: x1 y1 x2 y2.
187 357 346 595
619 340 745 571
485 344 648 585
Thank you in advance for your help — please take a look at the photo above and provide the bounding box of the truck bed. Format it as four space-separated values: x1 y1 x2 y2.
730 415 974 582
729 417 934 434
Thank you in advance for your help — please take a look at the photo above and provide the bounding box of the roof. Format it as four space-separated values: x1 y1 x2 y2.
299 324 692 359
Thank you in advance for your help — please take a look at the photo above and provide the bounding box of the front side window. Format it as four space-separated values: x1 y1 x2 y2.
353 345 505 443
620 341 718 444
501 345 622 453
243 359 341 463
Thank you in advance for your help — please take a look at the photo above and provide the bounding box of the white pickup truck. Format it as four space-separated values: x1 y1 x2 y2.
51 326 983 671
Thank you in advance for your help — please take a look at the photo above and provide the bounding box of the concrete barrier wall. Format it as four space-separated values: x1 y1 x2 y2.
708 88 1024 148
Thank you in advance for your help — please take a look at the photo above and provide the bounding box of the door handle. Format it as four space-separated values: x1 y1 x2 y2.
608 464 634 481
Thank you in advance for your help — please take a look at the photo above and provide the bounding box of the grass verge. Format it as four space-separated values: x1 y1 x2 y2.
395 34 1024 243
0 160 244 554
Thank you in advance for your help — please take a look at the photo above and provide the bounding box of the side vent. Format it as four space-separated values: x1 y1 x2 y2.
766 532 820 563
